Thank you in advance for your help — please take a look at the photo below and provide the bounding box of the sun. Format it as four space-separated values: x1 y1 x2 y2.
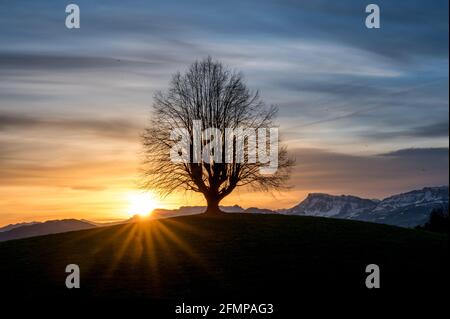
127 192 158 217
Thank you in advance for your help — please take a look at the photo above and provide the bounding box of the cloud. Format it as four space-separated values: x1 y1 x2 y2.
1 0 447 63
0 0 447 215
365 122 449 140
0 112 141 140
255 0 449 61
406 122 449 138
0 52 175 72
290 147 449 198
0 53 121 71
0 152 135 189
1 139 447 205
379 148 449 157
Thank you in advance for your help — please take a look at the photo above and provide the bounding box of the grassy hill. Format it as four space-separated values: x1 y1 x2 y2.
0 214 447 301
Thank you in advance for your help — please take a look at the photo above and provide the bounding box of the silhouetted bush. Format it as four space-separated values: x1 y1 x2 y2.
417 205 449 233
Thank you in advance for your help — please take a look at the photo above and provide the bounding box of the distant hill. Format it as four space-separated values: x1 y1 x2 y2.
243 207 279 214
152 205 279 217
152 205 244 218
1 186 447 242
0 221 40 232
0 214 447 302
286 186 449 227
0 219 96 242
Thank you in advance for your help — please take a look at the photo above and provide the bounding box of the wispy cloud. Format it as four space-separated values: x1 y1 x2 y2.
290 147 449 197
365 122 449 140
0 112 141 140
0 0 447 222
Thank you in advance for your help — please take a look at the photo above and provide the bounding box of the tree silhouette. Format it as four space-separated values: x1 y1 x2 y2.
417 205 449 233
142 57 293 214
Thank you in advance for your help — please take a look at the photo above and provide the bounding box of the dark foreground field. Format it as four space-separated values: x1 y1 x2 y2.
0 214 447 305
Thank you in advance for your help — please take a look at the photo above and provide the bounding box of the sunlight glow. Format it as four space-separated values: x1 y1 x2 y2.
127 192 158 217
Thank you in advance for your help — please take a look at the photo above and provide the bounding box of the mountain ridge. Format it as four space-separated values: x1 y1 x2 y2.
0 219 96 242
286 186 449 227
1 186 447 241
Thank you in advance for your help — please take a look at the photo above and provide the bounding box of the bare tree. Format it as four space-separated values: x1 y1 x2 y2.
142 57 293 215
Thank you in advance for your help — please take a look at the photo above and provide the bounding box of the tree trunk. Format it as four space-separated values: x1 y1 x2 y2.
204 196 223 215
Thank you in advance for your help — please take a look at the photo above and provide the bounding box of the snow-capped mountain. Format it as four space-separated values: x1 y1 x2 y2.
285 186 449 227
287 193 377 218
374 186 448 212
150 187 448 227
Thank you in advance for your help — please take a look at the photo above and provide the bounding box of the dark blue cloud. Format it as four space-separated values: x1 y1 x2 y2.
1 0 447 61
0 0 448 154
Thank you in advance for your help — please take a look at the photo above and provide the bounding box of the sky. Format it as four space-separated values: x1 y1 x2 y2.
0 0 448 225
